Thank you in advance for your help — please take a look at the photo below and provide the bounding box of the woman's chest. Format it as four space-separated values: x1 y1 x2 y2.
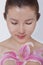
0 45 42 65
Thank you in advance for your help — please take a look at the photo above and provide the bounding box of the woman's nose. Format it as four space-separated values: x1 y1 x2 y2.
18 24 25 34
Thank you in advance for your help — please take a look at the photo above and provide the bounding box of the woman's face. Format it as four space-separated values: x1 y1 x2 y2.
6 6 37 43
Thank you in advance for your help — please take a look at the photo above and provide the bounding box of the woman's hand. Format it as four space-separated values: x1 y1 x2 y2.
25 61 41 65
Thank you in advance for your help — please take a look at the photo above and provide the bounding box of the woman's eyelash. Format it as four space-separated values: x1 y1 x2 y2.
11 22 18 25
11 20 32 25
26 22 32 25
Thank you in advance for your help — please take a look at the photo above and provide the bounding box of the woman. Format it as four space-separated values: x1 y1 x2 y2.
0 0 43 65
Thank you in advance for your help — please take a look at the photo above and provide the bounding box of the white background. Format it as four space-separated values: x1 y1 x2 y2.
0 0 43 43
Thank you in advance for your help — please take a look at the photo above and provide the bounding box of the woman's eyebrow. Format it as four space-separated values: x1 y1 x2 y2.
25 18 34 21
9 18 18 22
9 17 34 22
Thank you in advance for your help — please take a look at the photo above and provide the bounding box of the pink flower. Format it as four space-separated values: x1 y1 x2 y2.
19 44 30 60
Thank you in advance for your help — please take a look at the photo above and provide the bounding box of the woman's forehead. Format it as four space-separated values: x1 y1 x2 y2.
7 6 36 19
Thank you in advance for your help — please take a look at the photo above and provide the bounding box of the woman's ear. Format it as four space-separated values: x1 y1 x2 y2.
3 12 6 20
37 13 40 21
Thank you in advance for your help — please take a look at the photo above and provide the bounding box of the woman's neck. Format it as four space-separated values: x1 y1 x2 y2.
9 36 33 46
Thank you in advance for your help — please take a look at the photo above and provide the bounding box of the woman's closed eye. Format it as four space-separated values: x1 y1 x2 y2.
25 22 32 25
10 18 18 25
11 22 18 25
11 22 32 25
25 19 34 25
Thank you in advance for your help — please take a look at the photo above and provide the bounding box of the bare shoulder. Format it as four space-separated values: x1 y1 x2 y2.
0 41 7 53
0 38 10 46
35 41 43 48
0 42 5 58
32 39 43 49
0 39 10 53
0 41 7 48
0 41 5 50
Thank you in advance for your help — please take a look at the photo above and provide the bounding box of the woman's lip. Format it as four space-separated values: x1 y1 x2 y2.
16 35 26 39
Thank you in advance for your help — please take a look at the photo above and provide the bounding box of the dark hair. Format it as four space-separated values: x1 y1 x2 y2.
4 0 40 20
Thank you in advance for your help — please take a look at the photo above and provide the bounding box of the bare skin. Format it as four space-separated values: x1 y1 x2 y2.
25 61 41 65
0 37 43 65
